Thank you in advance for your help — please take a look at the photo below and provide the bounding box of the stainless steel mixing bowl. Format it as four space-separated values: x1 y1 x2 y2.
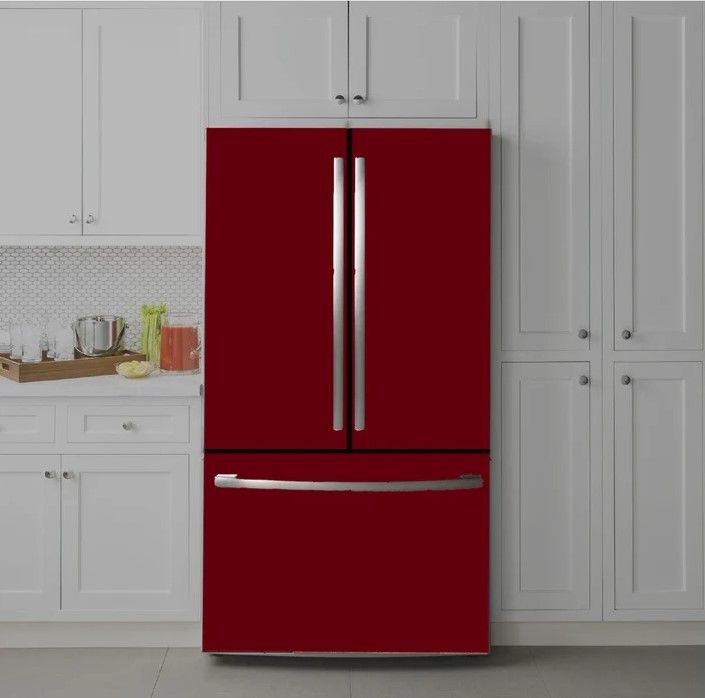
73 316 126 357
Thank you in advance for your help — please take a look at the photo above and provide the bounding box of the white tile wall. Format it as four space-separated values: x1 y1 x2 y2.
0 247 202 349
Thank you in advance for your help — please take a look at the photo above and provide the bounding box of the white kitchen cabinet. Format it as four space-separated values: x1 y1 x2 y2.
0 8 202 245
0 405 55 444
61 455 190 612
209 1 486 121
82 9 202 237
348 2 484 118
500 2 590 351
216 2 347 118
67 404 189 444
613 363 703 614
0 11 82 237
0 456 60 614
0 388 201 625
500 363 591 612
613 3 703 351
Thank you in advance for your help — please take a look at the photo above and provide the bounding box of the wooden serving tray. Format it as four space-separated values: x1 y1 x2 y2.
0 350 147 383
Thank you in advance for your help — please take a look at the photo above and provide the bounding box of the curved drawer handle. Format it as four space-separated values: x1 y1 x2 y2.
214 473 483 492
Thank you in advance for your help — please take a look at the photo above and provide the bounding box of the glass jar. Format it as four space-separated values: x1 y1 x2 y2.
159 312 201 375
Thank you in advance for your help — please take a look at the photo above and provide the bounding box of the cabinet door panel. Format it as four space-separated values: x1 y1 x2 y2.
61 455 190 612
349 2 480 118
0 10 82 236
501 3 590 350
614 3 703 350
83 9 202 236
0 456 60 614
218 2 348 118
501 363 591 611
614 363 703 611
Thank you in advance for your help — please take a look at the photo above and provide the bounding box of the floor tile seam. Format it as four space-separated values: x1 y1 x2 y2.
149 647 168 698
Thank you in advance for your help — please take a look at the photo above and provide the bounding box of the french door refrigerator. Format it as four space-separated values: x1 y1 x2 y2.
203 128 491 654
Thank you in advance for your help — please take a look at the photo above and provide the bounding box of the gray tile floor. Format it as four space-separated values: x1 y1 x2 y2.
0 646 703 698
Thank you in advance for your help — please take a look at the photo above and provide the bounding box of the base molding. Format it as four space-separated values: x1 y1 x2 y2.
2 621 704 649
491 621 705 646
0 622 201 648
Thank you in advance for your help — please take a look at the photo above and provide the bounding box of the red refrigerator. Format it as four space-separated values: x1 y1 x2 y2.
203 128 491 654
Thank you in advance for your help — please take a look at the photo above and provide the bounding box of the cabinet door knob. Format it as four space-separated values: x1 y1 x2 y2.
122 421 135 431
68 214 79 224
62 471 74 479
578 328 589 339
578 375 589 385
333 94 346 105
621 329 632 340
85 213 96 224
352 95 365 105
44 470 57 479
621 375 631 385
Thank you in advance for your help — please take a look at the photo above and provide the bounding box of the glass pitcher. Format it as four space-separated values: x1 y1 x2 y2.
159 311 201 375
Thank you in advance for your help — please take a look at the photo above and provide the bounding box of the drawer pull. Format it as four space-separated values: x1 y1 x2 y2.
214 473 483 492
122 421 135 431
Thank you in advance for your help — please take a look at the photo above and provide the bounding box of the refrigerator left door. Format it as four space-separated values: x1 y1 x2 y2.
205 129 348 450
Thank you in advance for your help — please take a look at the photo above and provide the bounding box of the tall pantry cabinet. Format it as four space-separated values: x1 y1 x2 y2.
495 1 705 624
494 1 602 622
605 2 705 621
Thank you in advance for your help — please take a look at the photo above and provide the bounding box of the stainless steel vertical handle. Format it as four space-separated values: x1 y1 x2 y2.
332 157 344 431
354 157 366 431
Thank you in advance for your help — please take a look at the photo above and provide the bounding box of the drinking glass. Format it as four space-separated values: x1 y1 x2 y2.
10 323 22 360
54 326 75 361
46 319 61 359
21 324 42 363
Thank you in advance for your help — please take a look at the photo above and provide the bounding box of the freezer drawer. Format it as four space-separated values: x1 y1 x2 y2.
203 453 489 654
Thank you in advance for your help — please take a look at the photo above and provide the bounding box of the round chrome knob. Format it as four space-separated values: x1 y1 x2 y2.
44 470 56 479
578 328 589 339
352 95 365 105
621 375 631 385
68 214 79 224
333 94 345 105
122 421 135 431
85 213 96 224
62 471 74 479
621 329 632 340
578 375 589 385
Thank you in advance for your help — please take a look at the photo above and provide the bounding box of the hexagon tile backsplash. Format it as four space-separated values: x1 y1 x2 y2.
0 247 202 350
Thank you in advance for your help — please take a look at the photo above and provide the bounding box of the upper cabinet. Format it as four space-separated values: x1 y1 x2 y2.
209 1 488 121
217 2 347 118
500 2 590 351
348 2 483 118
82 10 202 238
0 11 83 237
613 3 703 350
0 8 203 244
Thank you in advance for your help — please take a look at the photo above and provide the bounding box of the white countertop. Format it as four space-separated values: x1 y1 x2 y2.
0 373 202 398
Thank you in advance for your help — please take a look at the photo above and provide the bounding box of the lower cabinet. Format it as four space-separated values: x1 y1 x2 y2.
0 453 191 619
60 455 190 612
0 455 60 613
613 362 704 615
500 362 592 615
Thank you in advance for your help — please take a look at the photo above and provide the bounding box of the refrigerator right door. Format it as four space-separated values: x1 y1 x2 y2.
351 129 491 450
